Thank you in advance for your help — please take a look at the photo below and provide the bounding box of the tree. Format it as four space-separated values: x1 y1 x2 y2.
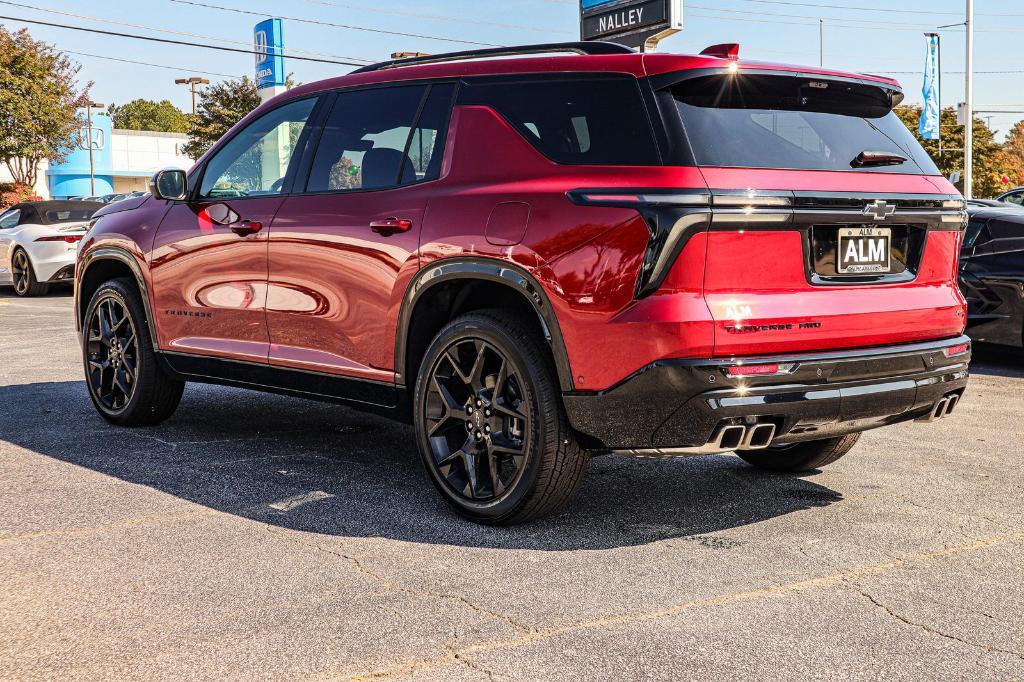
992 120 1024 190
108 99 189 133
894 106 1002 198
181 76 260 160
0 28 90 188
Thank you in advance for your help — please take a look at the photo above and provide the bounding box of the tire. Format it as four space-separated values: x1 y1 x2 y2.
83 278 184 426
737 432 861 472
413 309 587 525
11 248 48 297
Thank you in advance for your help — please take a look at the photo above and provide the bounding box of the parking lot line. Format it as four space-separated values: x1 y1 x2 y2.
346 528 1024 680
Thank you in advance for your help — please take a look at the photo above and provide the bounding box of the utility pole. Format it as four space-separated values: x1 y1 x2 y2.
819 19 824 67
964 0 975 198
84 101 105 196
175 76 210 116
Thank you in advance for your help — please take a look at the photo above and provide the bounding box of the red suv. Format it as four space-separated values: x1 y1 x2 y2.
75 42 971 524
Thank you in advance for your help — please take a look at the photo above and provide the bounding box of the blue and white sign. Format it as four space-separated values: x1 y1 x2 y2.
919 34 940 141
254 18 285 91
580 0 682 50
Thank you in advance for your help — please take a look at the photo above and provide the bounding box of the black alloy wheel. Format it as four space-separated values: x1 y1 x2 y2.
414 310 588 525
424 337 531 502
82 279 184 426
86 295 139 412
11 249 46 296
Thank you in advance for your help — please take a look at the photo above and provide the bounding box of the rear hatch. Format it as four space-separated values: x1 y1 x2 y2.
660 71 966 356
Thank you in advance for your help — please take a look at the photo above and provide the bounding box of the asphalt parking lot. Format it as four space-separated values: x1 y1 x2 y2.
1 287 1022 680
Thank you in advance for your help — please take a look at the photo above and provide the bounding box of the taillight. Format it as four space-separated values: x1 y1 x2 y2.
943 342 970 357
35 235 83 243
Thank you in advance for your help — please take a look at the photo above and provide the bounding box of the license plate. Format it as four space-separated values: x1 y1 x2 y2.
837 227 891 274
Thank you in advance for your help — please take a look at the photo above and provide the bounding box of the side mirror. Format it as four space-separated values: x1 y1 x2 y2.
149 169 188 201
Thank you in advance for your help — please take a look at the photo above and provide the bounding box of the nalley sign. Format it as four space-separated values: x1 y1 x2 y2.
580 0 683 51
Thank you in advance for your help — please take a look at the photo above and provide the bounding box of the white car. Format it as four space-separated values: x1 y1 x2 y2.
0 200 104 296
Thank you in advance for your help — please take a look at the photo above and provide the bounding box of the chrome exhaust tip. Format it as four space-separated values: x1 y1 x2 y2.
944 394 960 417
742 423 777 450
715 424 747 451
916 397 949 423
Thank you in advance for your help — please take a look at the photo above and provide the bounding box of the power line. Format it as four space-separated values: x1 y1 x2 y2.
708 0 1024 18
0 0 373 63
168 0 502 47
298 0 569 35
552 0 1024 18
62 49 241 79
0 14 364 65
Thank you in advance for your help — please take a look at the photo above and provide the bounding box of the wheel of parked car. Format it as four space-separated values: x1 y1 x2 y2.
11 249 48 297
83 278 184 426
413 310 588 525
737 433 861 473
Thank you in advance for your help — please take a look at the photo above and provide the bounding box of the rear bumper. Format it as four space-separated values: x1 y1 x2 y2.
563 336 971 451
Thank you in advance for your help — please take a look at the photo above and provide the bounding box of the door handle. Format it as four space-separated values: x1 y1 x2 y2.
370 217 413 235
231 220 263 236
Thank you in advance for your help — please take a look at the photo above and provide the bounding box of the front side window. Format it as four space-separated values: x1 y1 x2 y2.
0 209 20 229
1002 192 1024 206
307 83 453 193
671 74 940 175
199 97 317 199
458 77 660 166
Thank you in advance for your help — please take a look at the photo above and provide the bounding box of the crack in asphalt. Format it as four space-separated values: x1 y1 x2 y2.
341 529 1024 680
847 581 1024 662
263 526 535 641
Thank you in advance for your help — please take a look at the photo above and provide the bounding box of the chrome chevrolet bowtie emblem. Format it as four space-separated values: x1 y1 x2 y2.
863 199 897 221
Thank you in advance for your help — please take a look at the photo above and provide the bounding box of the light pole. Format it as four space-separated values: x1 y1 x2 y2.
174 76 210 116
84 101 105 196
819 19 824 67
964 0 974 198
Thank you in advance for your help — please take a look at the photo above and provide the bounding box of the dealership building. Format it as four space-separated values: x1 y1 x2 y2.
47 112 194 198
0 112 194 199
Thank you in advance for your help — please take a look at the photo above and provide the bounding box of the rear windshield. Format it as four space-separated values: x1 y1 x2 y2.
670 75 939 175
459 76 660 166
44 208 97 223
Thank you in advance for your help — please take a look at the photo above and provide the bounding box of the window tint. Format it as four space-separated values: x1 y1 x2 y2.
987 218 1024 240
307 84 451 193
458 77 660 165
406 83 455 182
964 217 987 249
1002 191 1024 206
200 97 317 199
0 209 20 229
671 75 939 175
44 209 95 223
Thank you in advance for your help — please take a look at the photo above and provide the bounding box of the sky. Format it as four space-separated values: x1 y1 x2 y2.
2 0 1023 139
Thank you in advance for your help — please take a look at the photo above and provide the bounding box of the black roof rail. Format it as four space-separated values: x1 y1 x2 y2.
352 41 636 74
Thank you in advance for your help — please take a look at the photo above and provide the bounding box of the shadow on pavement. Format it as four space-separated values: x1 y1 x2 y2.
0 379 846 551
969 342 1024 379
0 285 73 299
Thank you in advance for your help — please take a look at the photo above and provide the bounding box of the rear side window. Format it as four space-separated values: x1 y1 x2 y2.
459 77 660 166
306 83 454 192
670 74 939 175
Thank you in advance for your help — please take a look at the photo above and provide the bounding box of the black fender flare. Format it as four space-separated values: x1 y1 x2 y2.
75 246 159 351
394 258 575 391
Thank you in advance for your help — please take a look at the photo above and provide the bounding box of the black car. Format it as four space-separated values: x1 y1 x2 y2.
960 202 1024 347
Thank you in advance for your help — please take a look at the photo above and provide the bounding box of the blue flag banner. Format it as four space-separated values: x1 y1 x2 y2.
920 34 940 141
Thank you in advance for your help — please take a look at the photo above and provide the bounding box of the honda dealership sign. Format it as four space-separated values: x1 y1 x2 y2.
580 0 683 51
254 18 285 100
